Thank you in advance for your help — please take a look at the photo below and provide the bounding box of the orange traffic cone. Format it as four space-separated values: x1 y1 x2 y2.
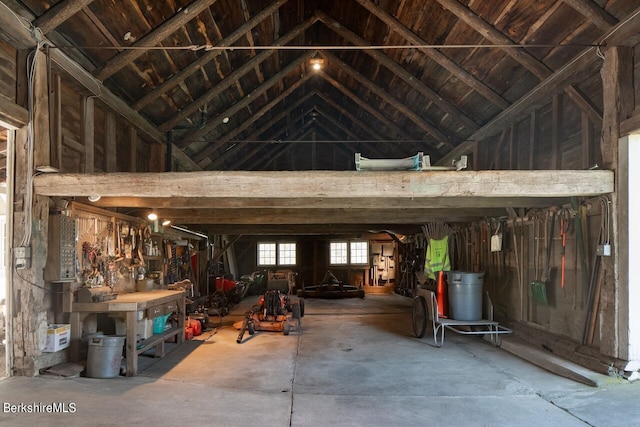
436 270 448 318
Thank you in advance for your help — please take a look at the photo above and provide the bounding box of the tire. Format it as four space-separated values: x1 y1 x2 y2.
299 298 305 317
248 322 255 335
412 296 427 338
292 303 301 319
283 322 290 335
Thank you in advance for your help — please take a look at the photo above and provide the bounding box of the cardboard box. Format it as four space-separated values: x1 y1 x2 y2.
44 324 70 352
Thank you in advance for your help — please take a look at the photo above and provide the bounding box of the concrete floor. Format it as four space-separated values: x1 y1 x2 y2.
0 293 639 426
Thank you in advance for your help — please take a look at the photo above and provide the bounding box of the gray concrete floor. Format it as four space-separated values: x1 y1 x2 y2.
1 293 639 426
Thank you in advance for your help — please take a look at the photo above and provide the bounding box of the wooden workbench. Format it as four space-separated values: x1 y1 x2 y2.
70 289 185 376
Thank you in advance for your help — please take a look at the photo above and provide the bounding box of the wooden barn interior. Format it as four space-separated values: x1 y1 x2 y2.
0 0 639 414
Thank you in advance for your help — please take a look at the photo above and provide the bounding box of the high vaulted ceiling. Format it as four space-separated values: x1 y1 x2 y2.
5 0 640 173
0 0 637 234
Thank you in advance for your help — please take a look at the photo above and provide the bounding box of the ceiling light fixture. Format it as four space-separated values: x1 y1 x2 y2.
147 213 158 221
162 220 171 226
310 58 324 70
87 195 101 202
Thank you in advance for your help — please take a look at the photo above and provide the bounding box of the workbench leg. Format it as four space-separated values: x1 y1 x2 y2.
177 295 185 345
125 310 137 377
69 312 82 362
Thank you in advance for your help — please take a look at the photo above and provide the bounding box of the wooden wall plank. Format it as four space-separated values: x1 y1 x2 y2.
81 97 94 173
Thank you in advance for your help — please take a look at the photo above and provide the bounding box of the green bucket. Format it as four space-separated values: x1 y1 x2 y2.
530 280 549 306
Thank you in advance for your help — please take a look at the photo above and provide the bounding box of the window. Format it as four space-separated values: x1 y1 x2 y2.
350 241 369 264
257 243 276 266
258 242 297 266
330 242 348 265
330 241 369 265
278 243 296 265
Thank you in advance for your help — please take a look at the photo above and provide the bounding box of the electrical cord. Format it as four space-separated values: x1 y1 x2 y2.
14 267 72 294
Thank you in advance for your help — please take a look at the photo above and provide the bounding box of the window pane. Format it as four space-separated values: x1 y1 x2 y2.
350 241 369 264
257 243 276 266
330 242 348 265
278 242 297 265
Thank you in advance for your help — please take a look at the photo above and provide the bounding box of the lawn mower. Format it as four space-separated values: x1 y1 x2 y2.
235 289 304 344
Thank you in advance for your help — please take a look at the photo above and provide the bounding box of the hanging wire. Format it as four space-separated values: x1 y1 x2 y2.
48 43 597 52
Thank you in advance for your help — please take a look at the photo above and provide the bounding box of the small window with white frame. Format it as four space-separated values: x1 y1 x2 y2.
278 242 297 265
350 241 369 264
330 242 348 265
257 242 277 266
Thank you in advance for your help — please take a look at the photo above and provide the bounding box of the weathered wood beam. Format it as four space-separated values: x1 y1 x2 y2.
132 0 296 111
435 0 602 124
201 224 424 235
315 10 479 134
214 108 316 170
81 96 94 172
32 0 94 35
562 0 618 31
319 70 413 141
105 111 117 172
353 0 510 109
206 90 315 169
93 0 218 81
0 7 200 171
551 94 563 169
322 51 451 149
145 207 509 224
33 170 614 199
0 93 28 129
90 195 572 210
193 72 312 164
437 45 603 166
581 112 593 169
179 51 314 144
161 16 312 134
600 47 634 169
529 110 539 170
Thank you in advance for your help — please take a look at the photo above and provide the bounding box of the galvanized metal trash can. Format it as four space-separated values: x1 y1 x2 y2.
86 335 125 378
447 271 485 321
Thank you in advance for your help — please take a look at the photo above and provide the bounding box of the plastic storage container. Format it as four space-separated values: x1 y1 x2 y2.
447 271 484 321
86 335 125 378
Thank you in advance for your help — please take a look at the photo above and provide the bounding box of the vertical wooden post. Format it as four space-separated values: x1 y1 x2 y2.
81 96 94 173
105 111 117 172
529 110 539 170
581 112 593 169
129 126 137 172
49 74 62 170
551 94 563 170
509 125 517 170
598 46 634 359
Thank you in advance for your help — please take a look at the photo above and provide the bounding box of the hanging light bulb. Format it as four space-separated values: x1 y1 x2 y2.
147 213 158 221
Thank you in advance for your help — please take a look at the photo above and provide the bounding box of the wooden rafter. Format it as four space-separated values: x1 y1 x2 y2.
435 0 602 124
353 0 510 109
93 0 219 81
32 0 95 35
321 51 452 150
318 70 414 141
159 15 313 133
438 4 640 165
132 0 295 111
562 0 618 31
315 10 480 134
193 73 313 163
204 88 316 169
178 51 315 144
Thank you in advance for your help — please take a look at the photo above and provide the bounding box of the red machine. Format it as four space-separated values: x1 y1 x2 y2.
236 290 304 343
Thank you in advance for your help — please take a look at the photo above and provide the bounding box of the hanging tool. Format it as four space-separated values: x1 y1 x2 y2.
559 208 571 291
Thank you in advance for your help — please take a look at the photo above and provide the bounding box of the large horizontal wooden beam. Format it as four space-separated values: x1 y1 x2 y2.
88 196 570 210
34 170 613 199
0 94 28 129
133 207 508 224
